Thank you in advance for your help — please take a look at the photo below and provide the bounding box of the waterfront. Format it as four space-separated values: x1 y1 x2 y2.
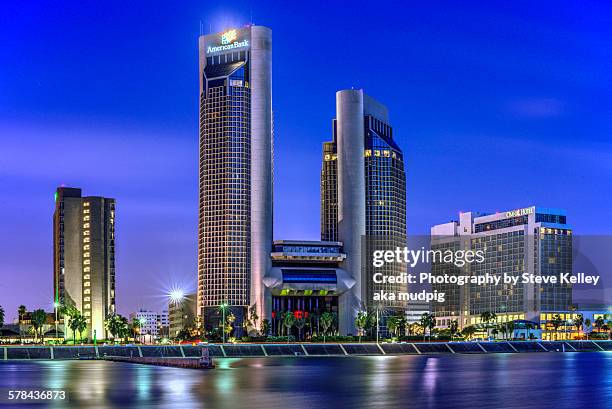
1 353 611 408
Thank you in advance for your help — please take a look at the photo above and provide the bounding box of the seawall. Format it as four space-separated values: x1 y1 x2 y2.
0 341 610 360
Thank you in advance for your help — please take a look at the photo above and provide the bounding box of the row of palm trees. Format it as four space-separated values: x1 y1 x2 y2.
1 304 51 343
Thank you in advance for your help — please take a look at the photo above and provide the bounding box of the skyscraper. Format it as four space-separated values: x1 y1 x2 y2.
321 89 407 334
53 187 116 340
197 26 273 330
431 206 573 328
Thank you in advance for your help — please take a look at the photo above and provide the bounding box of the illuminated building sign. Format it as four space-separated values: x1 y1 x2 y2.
221 29 238 44
207 29 249 53
505 207 535 218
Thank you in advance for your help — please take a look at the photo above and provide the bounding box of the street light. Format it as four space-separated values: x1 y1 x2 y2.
53 301 60 343
220 302 229 344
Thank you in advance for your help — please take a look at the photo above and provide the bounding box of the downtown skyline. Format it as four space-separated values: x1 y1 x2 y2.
1 1 611 321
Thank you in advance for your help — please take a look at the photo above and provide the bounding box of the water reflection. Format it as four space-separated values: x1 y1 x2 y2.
0 353 611 408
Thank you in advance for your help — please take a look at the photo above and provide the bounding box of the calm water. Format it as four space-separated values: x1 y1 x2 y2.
1 353 611 408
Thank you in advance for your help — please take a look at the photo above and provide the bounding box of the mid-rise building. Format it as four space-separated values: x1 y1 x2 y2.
321 89 407 334
53 187 116 340
431 206 573 328
157 310 169 338
169 294 197 338
197 25 273 332
129 310 160 339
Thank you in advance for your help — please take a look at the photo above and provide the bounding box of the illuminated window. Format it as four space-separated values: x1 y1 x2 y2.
83 252 90 258
84 289 91 295
84 260 90 265
84 304 90 310
83 209 90 214
83 274 90 280
84 281 90 287
83 244 90 250
83 202 90 207
83 216 90 221
83 237 90 243
84 311 91 317
83 230 90 236
364 150 372 157
84 297 90 302
83 223 90 229
83 267 90 272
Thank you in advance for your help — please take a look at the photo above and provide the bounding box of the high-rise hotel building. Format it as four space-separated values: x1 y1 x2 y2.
321 89 407 333
431 206 572 328
53 187 116 339
197 26 273 329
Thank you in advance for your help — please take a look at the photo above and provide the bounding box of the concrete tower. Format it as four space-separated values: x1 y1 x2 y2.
322 89 407 334
53 187 116 340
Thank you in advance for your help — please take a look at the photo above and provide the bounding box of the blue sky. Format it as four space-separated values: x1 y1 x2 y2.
0 1 611 319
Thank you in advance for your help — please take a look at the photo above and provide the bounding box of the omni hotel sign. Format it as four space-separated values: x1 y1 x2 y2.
505 206 535 218
207 29 249 53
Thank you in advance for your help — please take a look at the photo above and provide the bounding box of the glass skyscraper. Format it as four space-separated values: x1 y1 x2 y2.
321 89 407 334
197 26 273 330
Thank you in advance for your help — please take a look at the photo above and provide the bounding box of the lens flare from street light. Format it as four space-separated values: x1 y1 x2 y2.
169 287 185 305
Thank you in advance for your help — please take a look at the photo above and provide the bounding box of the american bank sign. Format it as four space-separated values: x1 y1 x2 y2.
207 29 249 53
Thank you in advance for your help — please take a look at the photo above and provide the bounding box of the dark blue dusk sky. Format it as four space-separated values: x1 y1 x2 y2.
1 1 611 320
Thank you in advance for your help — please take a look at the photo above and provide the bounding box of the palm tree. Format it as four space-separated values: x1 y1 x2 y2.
449 320 459 341
295 318 306 341
260 319 271 337
31 309 47 344
355 311 368 342
386 315 401 338
283 311 296 342
68 313 83 344
17 305 26 343
320 312 334 343
76 316 88 343
551 314 564 340
419 313 435 341
595 316 605 336
105 313 127 343
585 318 592 340
461 325 477 340
131 320 141 343
574 314 584 339
506 321 515 340
480 311 496 339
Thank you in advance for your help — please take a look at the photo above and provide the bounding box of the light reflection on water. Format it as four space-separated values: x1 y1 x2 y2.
1 353 612 408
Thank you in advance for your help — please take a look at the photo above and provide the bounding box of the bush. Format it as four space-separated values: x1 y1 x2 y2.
310 335 355 343
265 335 296 343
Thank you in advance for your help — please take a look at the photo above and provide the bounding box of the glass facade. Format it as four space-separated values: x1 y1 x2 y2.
431 209 572 327
321 139 338 242
199 50 252 318
320 113 407 310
